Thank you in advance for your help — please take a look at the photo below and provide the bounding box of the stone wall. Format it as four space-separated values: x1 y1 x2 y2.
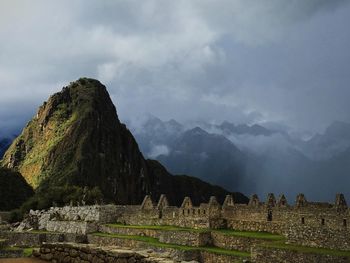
35 243 159 263
251 246 349 263
158 231 212 247
100 225 160 238
285 224 350 251
14 193 350 252
199 252 242 263
116 205 211 229
46 221 98 234
101 225 271 251
226 219 284 234
210 232 266 252
0 231 86 247
88 235 201 262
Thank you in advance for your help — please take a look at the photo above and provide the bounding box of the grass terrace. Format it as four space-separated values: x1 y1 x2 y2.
105 223 285 240
92 232 250 258
105 223 209 233
214 229 285 241
102 224 350 258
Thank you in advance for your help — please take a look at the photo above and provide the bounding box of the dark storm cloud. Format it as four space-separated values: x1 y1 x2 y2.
0 0 349 135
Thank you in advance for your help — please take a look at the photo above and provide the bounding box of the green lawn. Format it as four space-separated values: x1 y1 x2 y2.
262 241 350 257
214 229 285 241
105 223 208 233
105 223 285 241
102 224 350 258
23 247 35 257
92 232 250 258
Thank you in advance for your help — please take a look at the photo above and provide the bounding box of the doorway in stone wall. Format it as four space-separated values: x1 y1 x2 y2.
267 210 273 221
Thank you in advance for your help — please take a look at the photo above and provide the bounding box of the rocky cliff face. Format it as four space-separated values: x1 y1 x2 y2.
1 78 247 205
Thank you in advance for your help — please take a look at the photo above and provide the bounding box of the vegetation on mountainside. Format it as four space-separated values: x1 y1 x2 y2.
0 167 34 211
1 78 247 215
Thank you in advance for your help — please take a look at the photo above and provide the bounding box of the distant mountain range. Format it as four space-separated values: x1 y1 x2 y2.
2 94 350 203
128 116 350 201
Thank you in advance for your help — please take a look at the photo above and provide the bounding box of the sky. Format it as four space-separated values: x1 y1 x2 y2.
1 0 350 136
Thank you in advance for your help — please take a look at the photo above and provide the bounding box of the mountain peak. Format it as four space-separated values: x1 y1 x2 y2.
1 79 246 206
185 127 208 136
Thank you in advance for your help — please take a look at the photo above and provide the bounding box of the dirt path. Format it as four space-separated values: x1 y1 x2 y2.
0 259 46 263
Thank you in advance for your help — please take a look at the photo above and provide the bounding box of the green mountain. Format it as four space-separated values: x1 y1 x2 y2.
1 78 247 206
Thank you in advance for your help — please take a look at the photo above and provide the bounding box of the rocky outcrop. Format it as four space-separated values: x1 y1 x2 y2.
1 78 247 206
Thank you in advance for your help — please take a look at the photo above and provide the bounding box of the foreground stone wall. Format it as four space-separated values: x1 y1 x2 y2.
35 243 159 263
251 246 349 263
285 224 350 251
0 231 87 247
37 241 243 263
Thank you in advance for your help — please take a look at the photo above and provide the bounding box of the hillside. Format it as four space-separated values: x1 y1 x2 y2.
0 167 34 210
1 78 247 206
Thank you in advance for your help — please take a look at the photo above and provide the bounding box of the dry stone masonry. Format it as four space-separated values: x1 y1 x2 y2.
14 193 350 251
2 193 350 262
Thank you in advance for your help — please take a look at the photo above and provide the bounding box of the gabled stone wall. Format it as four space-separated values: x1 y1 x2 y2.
19 193 350 251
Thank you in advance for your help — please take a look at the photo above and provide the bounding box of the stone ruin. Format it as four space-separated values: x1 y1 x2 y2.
5 193 350 252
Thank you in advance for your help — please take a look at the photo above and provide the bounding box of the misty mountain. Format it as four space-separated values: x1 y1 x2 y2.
130 116 350 201
157 127 249 192
218 121 275 136
130 116 184 158
301 121 350 160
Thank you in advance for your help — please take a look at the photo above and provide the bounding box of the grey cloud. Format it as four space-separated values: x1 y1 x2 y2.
0 0 349 135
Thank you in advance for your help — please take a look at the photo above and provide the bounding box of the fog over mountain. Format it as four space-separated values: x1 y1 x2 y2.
127 116 350 202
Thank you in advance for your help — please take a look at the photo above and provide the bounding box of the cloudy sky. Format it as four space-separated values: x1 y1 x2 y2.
1 0 350 136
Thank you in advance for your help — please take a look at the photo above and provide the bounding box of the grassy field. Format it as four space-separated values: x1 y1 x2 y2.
92 232 250 258
105 223 285 240
214 229 285 241
105 223 208 232
103 224 350 258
